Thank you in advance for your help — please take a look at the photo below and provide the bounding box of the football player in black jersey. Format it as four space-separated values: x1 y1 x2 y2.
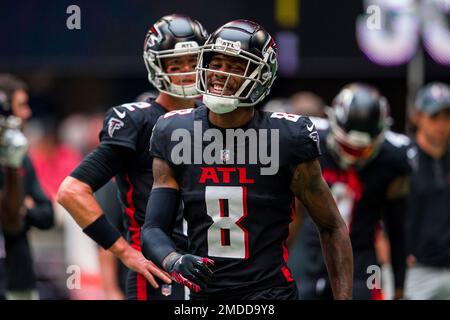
141 20 353 300
289 83 411 300
57 14 208 300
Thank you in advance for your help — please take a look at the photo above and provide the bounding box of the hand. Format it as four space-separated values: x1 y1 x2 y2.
117 245 172 289
24 196 36 210
163 253 214 293
20 196 36 217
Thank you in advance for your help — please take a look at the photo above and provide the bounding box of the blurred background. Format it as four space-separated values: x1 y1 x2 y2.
0 0 448 299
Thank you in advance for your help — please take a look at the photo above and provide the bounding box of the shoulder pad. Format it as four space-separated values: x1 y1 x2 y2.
269 111 303 123
108 101 151 120
385 131 411 148
309 116 329 131
163 108 194 119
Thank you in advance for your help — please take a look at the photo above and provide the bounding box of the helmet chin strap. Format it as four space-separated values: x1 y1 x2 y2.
203 94 240 114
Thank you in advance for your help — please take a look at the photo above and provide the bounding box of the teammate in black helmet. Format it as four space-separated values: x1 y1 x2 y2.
57 14 208 300
141 20 353 300
327 83 391 169
289 83 411 299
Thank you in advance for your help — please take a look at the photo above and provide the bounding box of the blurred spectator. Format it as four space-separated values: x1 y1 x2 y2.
58 114 91 156
405 82 450 300
0 165 26 301
0 74 55 300
0 87 28 299
289 91 327 118
4 155 54 300
262 92 327 118
58 113 104 156
28 116 82 201
262 98 293 113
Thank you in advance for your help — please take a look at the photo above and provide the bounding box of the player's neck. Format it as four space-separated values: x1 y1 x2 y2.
156 93 195 112
208 107 255 129
416 131 448 159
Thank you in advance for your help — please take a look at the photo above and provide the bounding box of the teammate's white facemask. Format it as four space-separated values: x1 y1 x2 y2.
203 94 240 114
169 83 198 98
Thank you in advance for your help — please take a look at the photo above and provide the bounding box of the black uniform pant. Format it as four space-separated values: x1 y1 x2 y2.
191 282 299 300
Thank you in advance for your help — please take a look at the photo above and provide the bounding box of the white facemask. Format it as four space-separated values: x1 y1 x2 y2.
203 95 240 114
169 83 199 98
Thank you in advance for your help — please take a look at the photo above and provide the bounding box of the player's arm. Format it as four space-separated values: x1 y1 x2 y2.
57 144 171 288
141 157 214 293
383 175 409 300
291 159 353 300
287 198 304 248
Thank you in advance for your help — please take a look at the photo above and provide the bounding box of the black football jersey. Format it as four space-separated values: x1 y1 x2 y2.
150 105 321 297
406 142 450 267
98 100 186 252
290 117 411 278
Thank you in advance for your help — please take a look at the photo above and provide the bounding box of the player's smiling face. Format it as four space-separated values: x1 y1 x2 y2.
163 54 198 86
207 54 247 96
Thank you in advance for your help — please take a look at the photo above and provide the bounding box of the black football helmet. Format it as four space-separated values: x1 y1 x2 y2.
327 83 392 168
196 19 278 111
143 14 208 99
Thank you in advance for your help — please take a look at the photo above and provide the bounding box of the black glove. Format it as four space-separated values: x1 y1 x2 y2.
163 253 214 293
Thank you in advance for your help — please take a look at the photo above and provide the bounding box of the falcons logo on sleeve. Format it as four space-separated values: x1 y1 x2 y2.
108 117 124 137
